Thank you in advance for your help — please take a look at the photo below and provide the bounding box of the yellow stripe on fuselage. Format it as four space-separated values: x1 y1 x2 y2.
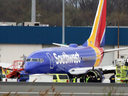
92 47 101 67
88 0 103 46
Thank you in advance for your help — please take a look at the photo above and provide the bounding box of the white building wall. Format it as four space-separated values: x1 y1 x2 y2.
100 45 128 66
0 44 42 63
100 46 114 66
0 44 57 64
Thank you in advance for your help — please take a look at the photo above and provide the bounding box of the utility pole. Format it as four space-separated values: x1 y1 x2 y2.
62 0 65 44
117 0 120 58
31 0 36 22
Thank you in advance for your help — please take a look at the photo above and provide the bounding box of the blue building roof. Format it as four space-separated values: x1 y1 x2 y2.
0 26 126 45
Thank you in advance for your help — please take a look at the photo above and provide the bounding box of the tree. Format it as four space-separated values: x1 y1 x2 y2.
0 0 128 26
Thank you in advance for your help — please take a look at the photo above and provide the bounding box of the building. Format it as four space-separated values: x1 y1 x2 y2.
0 26 127 66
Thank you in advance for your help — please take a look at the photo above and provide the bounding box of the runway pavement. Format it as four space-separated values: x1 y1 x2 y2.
0 73 115 96
0 82 128 96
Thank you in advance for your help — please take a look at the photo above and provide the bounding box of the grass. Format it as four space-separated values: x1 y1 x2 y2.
1 83 73 96
102 85 124 96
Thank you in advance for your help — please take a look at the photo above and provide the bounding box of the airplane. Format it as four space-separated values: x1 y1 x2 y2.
24 0 128 82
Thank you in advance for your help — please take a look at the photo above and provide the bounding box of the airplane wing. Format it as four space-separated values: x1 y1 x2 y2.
52 43 69 47
0 62 12 69
98 65 116 71
95 65 116 74
68 67 92 75
68 65 116 75
104 47 128 53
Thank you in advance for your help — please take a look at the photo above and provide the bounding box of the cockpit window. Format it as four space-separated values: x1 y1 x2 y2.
26 58 44 63
32 59 38 62
26 59 31 62
39 58 44 63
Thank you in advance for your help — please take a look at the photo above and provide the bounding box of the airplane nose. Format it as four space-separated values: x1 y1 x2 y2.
24 62 31 73
25 62 37 73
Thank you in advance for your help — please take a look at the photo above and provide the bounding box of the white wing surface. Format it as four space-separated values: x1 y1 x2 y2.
104 47 128 53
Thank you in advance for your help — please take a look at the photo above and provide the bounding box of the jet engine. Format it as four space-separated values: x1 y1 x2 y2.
85 69 105 82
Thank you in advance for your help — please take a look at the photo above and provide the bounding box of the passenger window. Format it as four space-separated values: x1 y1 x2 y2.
32 59 38 62
53 75 57 79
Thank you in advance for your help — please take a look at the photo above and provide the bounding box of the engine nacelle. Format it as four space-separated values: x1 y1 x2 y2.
85 69 105 82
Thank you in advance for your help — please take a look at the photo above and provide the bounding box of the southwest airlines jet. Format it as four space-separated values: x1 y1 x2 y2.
24 0 128 80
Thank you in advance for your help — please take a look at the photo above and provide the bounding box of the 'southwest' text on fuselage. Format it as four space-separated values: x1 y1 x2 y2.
53 52 81 64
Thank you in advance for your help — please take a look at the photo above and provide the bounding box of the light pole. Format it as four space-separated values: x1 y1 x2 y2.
31 0 36 22
117 0 120 58
62 0 65 44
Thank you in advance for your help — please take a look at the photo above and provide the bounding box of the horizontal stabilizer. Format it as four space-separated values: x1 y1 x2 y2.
52 43 69 47
104 47 128 53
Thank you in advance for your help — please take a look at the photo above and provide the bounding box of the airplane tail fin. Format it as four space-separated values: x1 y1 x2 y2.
83 0 106 47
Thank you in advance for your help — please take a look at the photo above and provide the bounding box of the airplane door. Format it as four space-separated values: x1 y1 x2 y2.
46 53 54 69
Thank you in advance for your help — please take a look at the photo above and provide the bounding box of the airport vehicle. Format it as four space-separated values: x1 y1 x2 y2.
49 74 70 83
17 71 29 82
0 62 12 76
0 60 24 81
24 0 128 83
18 72 69 82
0 66 6 81
5 60 23 78
115 58 128 83
29 74 53 82
0 66 17 82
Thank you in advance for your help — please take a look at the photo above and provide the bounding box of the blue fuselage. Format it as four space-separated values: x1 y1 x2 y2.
25 46 103 74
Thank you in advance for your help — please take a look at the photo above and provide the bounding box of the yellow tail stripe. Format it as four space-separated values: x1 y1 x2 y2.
92 47 101 67
88 0 104 46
